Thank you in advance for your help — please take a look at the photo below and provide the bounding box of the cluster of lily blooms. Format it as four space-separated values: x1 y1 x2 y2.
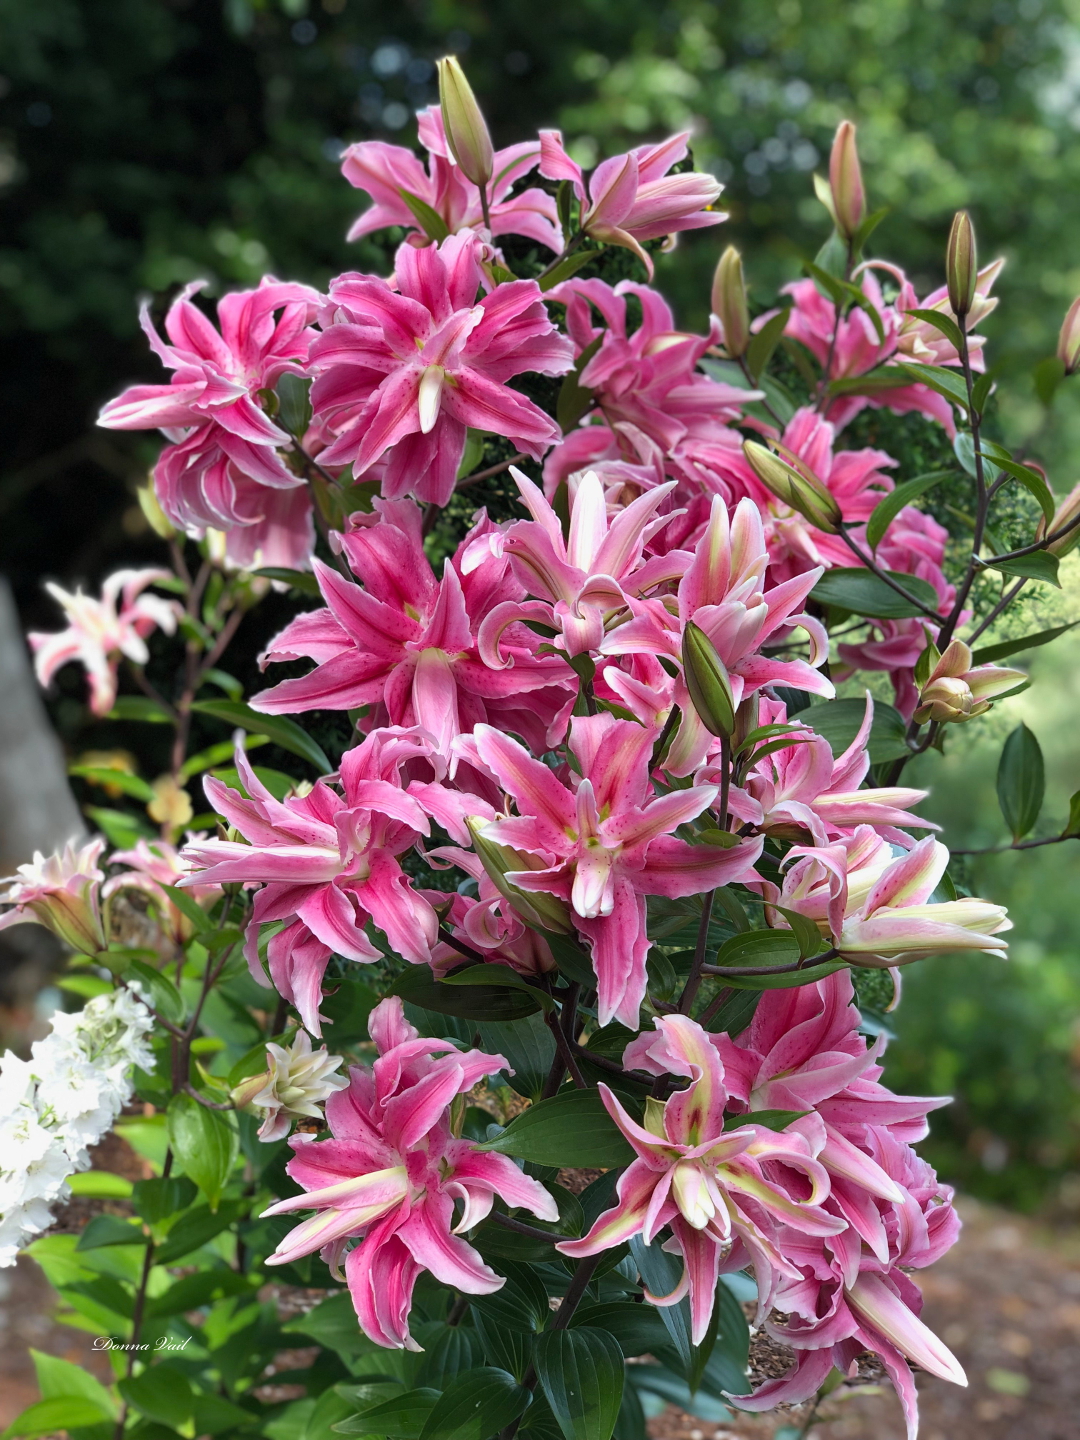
16 65 1035 1437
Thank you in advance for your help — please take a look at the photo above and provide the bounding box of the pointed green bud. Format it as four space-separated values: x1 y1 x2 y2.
1058 296 1080 375
682 621 735 739
437 56 494 190
466 817 575 935
137 479 176 539
711 245 750 358
742 439 843 534
946 211 977 318
229 1069 271 1110
829 120 865 241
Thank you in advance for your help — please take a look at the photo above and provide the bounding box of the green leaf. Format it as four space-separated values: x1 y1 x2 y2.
397 186 450 242
802 697 911 764
745 307 790 382
390 964 542 1022
282 1292 377 1362
905 306 964 353
418 1369 529 1440
66 1171 134 1199
745 1109 809 1131
803 262 885 343
85 807 155 848
866 470 954 550
557 336 602 432
981 451 1056 523
166 1094 239 1211
208 763 298 801
276 372 313 435
157 883 214 934
477 1013 557 1102
1 1397 112 1439
542 931 597 987
108 695 173 724
119 1366 194 1435
720 960 847 991
997 723 1045 841
441 963 554 1012
535 1329 624 1440
132 1175 197 1225
1034 355 1067 407
470 1260 551 1333
810 567 938 618
628 1236 692 1370
983 551 1061 587
851 205 889 254
75 1214 146 1250
145 1268 255 1318
153 1202 243 1264
335 1388 440 1436
179 736 267 781
68 765 155 801
570 1302 668 1359
192 1393 260 1434
892 361 970 411
127 959 186 1024
253 567 321 595
191 698 332 773
826 365 912 398
773 907 825 959
202 666 244 699
538 250 595 292
477 1087 635 1168
972 620 1080 664
714 930 800 971
1062 790 1080 838
29 1348 118 1418
56 974 112 999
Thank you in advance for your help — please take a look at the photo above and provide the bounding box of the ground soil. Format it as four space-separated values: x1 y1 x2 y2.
3 1179 1079 1440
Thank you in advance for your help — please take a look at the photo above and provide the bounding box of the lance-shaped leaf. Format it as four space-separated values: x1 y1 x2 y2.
997 723 1044 841
166 1094 239 1212
418 1368 529 1440
866 470 954 551
535 1328 624 1440
191 698 332 773
476 1087 635 1168
810 567 939 619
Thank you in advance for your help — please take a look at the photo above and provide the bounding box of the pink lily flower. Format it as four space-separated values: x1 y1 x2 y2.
426 847 557 979
263 996 557 1349
543 277 751 461
342 106 562 252
103 837 220 945
766 831 1011 967
559 1014 844 1343
719 695 933 846
29 569 180 718
473 713 763 1027
252 499 573 763
700 407 896 585
601 496 834 774
477 469 687 663
180 729 490 1034
308 232 573 507
0 837 108 956
97 278 320 567
540 132 724 277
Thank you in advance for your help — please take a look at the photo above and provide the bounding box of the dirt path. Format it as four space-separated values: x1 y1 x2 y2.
3 1194 1079 1439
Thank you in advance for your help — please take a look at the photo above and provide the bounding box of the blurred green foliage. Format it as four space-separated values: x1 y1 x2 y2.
4 0 1080 1209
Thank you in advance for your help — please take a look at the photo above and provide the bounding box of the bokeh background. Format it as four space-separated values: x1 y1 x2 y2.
4 0 1080 1226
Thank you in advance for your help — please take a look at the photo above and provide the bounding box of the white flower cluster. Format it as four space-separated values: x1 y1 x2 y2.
0 986 154 1266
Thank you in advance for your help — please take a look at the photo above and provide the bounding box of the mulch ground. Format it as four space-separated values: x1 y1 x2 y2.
3 1179 1080 1440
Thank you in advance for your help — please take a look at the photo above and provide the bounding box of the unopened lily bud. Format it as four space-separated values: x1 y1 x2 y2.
711 246 750 358
437 56 494 190
1043 479 1080 558
682 621 735 739
230 1069 272 1111
1058 297 1080 375
467 817 575 935
136 480 176 539
0 838 109 956
913 638 1025 725
829 121 866 241
742 439 843 534
946 211 977 318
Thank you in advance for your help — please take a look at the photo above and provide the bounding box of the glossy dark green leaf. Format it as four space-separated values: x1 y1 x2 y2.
772 907 825 959
418 1368 529 1440
893 360 970 410
191 698 331 773
982 450 1055 522
390 964 542 1021
721 960 847 990
997 723 1045 841
972 620 1080 665
802 697 910 764
334 1388 440 1436
699 987 761 1036
75 1215 145 1250
252 567 322 594
556 336 602 432
714 930 800 970
810 567 939 618
145 1268 254 1318
472 1312 534 1380
477 1087 635 1168
1063 789 1080 838
442 963 554 1011
743 1109 808 1131
535 1328 624 1440
570 1301 668 1358
127 958 186 1024
905 306 963 352
119 1365 194 1431
276 372 313 434
166 1094 239 1211
478 1013 557 1101
983 551 1061 587
538 250 595 292
153 1199 243 1264
1 1397 112 1439
469 1260 551 1332
281 1292 376 1362
629 1237 692 1370
866 470 954 550
396 186 450 241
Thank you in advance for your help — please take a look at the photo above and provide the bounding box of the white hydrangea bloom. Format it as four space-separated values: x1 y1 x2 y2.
0 985 154 1265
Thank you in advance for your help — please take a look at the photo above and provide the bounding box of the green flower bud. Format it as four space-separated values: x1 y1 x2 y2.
1057 296 1080 375
437 56 494 190
946 211 977 318
466 817 575 935
682 621 735 739
829 121 866 241
711 245 750 358
742 439 843 534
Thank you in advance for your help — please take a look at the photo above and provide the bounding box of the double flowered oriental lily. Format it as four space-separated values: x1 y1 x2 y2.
29 570 180 717
98 278 320 569
232 1031 348 1143
253 499 572 762
539 132 724 276
913 639 1025 724
471 714 763 1027
262 996 557 1348
559 1014 844 1343
342 106 561 252
180 730 489 1034
309 232 573 506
